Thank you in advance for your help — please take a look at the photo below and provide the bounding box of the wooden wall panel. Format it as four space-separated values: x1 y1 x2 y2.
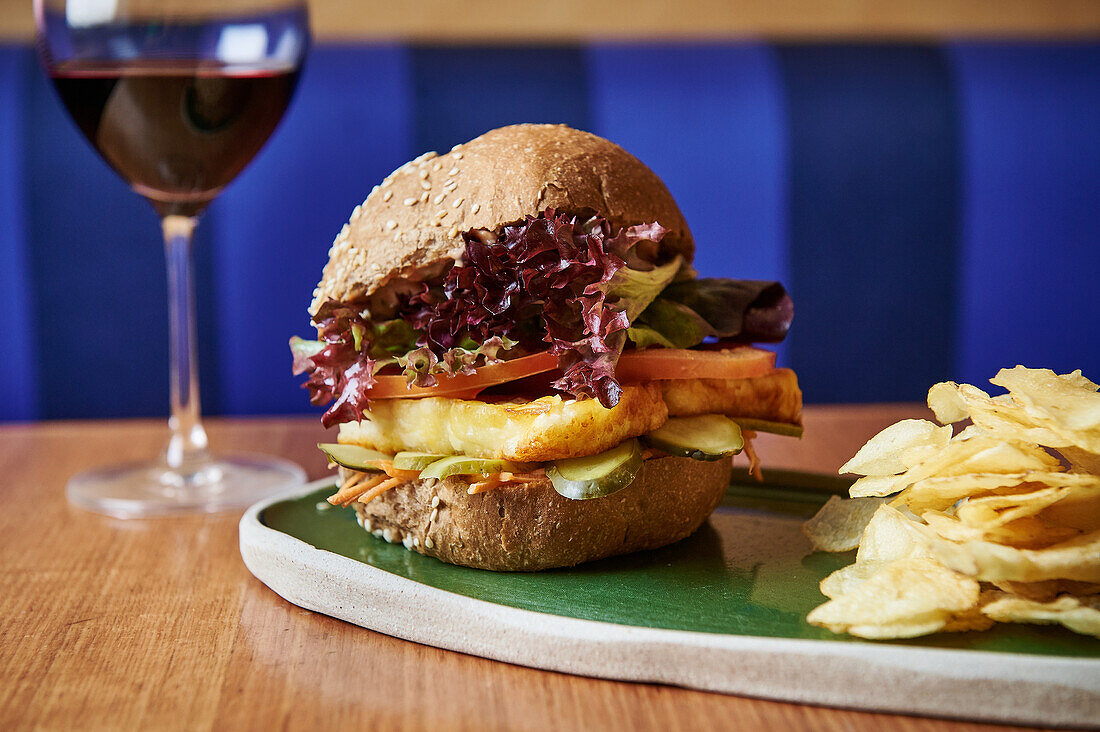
3 0 1100 41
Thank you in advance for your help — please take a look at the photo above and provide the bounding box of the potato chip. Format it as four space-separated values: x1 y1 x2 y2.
926 529 1100 583
805 364 1100 640
802 495 887 553
1040 488 1100 533
838 419 951 477
941 605 997 633
819 561 885 599
982 592 1100 638
927 381 969 424
993 580 1100 602
937 381 1069 447
990 367 1100 452
956 485 1072 529
1059 446 1100 474
923 511 1079 549
856 504 932 563
807 557 979 639
848 475 903 498
897 471 1052 515
957 474 1100 529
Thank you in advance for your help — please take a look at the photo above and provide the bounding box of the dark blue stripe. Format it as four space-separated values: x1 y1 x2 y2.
410 46 590 156
0 48 36 421
776 45 960 403
209 45 414 415
949 43 1100 384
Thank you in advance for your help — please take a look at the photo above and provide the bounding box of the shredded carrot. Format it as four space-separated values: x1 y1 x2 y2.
328 472 388 506
467 477 501 495
357 477 403 504
742 431 764 482
378 461 421 481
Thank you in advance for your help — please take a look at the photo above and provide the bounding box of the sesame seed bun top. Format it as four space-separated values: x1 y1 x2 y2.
309 124 694 315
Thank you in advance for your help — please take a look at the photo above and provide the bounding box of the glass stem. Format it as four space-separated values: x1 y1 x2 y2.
162 215 210 474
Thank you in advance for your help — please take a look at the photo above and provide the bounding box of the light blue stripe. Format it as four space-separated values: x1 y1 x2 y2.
948 43 1100 384
209 45 414 415
0 48 36 421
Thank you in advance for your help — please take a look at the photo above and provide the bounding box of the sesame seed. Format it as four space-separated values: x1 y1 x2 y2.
433 193 446 204
429 507 439 523
444 181 458 192
454 152 464 160
382 528 396 543
448 225 459 238
425 536 435 549
402 535 415 549
471 203 481 214
382 190 393 202
381 178 393 188
419 191 429 203
435 210 448 219
418 168 429 179
393 234 401 243
433 162 442 171
450 144 461 152
413 536 420 547
452 197 463 208
420 180 432 190
385 220 398 230
431 495 440 508
448 167 459 176
403 197 417 206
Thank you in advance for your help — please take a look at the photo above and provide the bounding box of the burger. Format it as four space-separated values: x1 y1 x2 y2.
290 124 801 571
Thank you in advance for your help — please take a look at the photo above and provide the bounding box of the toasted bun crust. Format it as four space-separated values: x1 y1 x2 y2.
350 456 730 571
311 124 693 314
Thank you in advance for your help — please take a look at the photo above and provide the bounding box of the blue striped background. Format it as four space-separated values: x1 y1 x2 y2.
1 42 1098 421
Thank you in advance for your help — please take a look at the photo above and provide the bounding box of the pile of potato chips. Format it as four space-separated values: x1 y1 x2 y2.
803 366 1100 639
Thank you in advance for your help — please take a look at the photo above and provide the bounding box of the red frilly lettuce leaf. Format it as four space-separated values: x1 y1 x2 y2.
401 210 667 407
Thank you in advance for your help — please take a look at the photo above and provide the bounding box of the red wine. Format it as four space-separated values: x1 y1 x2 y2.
51 60 299 217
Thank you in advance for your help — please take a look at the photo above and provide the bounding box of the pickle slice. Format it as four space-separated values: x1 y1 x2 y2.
643 415 744 461
547 439 643 500
729 417 804 438
419 456 528 481
392 452 451 471
317 443 393 471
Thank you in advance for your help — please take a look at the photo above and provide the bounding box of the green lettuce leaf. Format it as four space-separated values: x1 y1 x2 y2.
603 255 683 323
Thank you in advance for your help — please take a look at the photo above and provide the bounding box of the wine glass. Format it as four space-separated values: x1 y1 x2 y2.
35 0 310 517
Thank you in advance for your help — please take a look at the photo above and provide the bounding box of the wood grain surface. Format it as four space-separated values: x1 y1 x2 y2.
4 0 1099 40
0 408 1047 731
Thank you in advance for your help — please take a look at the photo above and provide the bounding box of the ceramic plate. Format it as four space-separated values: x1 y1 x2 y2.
240 471 1100 727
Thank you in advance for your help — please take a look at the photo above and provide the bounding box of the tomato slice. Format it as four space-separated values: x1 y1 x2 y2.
364 346 775 399
365 351 558 400
616 346 776 382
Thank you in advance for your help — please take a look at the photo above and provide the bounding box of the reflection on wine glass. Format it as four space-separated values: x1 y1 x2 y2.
35 0 310 517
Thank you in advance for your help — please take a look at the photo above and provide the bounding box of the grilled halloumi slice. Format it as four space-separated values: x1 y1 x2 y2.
339 383 668 462
661 368 802 424
338 370 801 462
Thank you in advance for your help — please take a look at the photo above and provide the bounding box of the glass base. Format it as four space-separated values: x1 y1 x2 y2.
66 453 307 518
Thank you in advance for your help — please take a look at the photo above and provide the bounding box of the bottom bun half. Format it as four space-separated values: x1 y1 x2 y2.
350 456 731 571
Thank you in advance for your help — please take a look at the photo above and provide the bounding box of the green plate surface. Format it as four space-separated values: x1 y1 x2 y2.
261 469 1100 658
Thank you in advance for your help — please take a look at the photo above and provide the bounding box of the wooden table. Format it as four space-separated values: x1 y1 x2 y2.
0 407 1039 731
